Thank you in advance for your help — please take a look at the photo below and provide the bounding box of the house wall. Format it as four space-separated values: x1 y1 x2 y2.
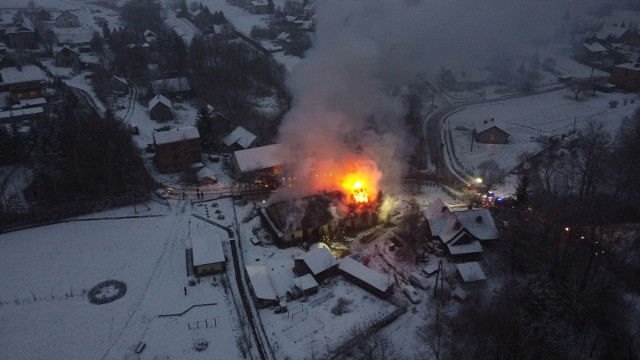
195 262 225 276
313 266 337 283
293 259 311 277
150 104 172 121
54 49 80 68
154 138 201 173
7 32 37 49
610 66 640 90
475 128 509 144
8 81 44 101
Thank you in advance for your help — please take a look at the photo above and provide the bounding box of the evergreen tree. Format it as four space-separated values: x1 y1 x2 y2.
196 105 213 146
515 170 530 206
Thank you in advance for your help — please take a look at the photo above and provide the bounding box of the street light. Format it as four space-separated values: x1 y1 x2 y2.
475 177 483 184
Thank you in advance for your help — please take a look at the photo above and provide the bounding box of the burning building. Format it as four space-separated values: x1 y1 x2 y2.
259 188 379 248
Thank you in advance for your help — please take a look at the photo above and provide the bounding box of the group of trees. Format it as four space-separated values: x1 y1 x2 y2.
417 108 640 360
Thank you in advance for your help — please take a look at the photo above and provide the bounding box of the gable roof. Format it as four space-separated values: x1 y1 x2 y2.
456 262 487 282
153 126 199 145
148 94 171 110
53 45 80 56
223 126 257 149
191 224 225 266
453 208 500 241
294 247 337 275
339 256 392 292
0 65 47 85
112 75 128 86
150 77 191 93
292 273 318 291
583 42 607 53
56 11 78 20
474 118 509 136
143 29 157 37
233 144 283 173
245 265 277 301
595 25 628 41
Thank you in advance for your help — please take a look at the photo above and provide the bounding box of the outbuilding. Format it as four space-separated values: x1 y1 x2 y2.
191 229 225 276
293 246 338 282
473 118 509 144
245 265 278 308
338 256 393 298
148 94 172 121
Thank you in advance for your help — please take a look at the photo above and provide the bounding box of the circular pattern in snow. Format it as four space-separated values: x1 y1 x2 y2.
88 280 127 305
193 339 208 352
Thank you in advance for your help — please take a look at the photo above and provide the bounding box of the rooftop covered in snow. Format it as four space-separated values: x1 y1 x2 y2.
153 126 200 145
223 126 257 149
191 227 224 266
456 262 487 282
245 265 277 301
233 144 283 174
294 247 338 275
0 65 47 85
338 257 392 293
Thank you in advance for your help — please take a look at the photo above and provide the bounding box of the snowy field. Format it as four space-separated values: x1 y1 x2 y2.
0 200 246 360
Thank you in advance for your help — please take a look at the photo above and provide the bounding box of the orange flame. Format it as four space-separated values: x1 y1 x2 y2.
341 173 371 204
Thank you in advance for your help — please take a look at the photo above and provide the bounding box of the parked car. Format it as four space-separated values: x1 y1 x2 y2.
154 189 169 199
402 285 421 304
409 272 431 290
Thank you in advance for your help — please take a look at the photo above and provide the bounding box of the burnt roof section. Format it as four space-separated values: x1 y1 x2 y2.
266 191 344 233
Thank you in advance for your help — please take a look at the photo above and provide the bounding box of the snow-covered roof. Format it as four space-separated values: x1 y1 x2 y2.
245 265 277 301
453 208 500 241
583 42 607 53
148 94 171 110
294 247 337 275
143 29 156 37
196 167 217 181
423 198 448 220
474 118 509 135
339 257 393 293
192 228 224 266
54 28 92 45
292 274 318 291
150 77 191 93
0 65 47 85
456 262 487 282
153 126 200 145
233 144 283 174
0 107 43 120
276 32 289 41
53 45 79 56
223 126 257 149
595 25 628 40
15 97 46 108
614 62 640 71
446 238 483 255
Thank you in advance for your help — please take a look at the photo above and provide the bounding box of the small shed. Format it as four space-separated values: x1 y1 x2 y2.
455 262 487 283
292 274 318 296
191 230 225 276
149 94 172 121
196 167 217 185
232 144 283 176
473 118 509 144
245 265 278 308
293 247 338 282
338 256 393 298
109 75 129 93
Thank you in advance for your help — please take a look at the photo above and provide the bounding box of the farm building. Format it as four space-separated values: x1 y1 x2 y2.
293 246 338 282
191 226 225 276
473 118 509 144
245 265 278 309
338 256 393 298
6 24 37 49
455 262 487 283
609 62 640 90
153 127 201 173
148 94 172 121
107 76 129 93
232 144 283 176
150 77 192 98
441 67 493 91
223 126 257 151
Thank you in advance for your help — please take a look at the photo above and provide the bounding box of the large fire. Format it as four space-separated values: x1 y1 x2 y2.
341 175 370 204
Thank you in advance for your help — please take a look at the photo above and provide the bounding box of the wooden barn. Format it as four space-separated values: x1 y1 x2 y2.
245 265 278 309
609 62 640 90
338 256 393 298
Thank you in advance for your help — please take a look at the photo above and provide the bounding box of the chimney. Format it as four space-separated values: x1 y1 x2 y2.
476 215 483 223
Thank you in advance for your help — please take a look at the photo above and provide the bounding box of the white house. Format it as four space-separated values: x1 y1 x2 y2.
191 224 225 276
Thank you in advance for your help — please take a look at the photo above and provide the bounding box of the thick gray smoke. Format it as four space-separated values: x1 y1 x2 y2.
277 0 608 199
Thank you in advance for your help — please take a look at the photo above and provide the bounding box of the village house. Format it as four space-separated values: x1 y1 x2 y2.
232 143 283 177
0 65 47 101
593 24 630 46
148 94 172 121
190 224 225 276
55 11 80 28
441 67 493 91
424 198 499 260
577 42 613 68
6 23 36 49
245 265 279 308
293 246 338 282
107 75 129 94
609 62 640 90
473 118 509 144
0 55 16 70
153 127 201 173
250 0 270 15
291 274 318 297
338 256 393 298
53 45 80 68
196 167 217 186
455 262 487 284
223 126 257 151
